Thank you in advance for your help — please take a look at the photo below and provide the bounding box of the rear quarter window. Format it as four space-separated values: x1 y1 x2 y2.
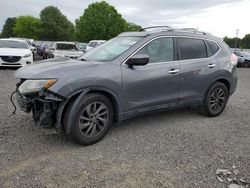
206 40 220 56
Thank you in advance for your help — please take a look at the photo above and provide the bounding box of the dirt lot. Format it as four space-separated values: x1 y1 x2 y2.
0 67 249 188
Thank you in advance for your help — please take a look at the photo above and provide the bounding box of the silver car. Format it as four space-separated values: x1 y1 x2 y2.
15 26 238 145
234 51 250 67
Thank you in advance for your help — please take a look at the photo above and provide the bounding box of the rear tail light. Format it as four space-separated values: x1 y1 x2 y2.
230 53 238 66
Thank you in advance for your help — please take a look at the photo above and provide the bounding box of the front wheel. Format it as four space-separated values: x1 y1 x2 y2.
63 93 114 145
245 60 250 67
200 82 229 117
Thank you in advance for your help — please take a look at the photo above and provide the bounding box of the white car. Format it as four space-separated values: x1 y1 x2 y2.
48 42 84 59
86 40 106 51
0 38 33 67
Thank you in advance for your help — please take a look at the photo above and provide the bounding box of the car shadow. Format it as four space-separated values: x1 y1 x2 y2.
111 107 201 132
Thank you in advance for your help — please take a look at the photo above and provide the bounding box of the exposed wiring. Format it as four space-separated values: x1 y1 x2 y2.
10 90 17 114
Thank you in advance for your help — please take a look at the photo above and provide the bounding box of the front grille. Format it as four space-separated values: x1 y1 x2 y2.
1 56 21 63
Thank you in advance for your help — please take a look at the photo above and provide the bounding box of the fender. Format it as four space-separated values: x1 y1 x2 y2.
66 87 121 134
204 75 231 99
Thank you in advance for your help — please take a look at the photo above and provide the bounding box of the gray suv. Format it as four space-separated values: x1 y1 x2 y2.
15 26 238 145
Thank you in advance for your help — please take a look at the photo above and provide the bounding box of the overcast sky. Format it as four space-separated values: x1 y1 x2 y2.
0 0 249 38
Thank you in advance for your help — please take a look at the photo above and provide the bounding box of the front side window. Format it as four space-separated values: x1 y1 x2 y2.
135 37 174 63
178 38 207 60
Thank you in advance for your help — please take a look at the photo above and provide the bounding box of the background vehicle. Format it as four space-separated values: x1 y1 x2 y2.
234 51 250 67
0 38 33 67
76 42 87 52
37 41 52 59
15 27 237 145
86 40 106 51
47 42 84 59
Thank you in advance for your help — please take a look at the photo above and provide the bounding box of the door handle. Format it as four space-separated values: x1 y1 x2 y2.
208 63 216 68
168 69 180 74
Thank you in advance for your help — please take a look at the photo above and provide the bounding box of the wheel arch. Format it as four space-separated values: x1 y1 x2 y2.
204 77 231 102
56 87 121 133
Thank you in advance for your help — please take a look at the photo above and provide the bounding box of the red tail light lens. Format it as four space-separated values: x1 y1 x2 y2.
230 53 238 66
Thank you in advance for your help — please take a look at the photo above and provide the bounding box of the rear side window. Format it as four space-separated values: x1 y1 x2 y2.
178 38 207 60
207 40 220 55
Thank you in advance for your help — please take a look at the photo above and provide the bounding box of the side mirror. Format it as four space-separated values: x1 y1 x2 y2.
50 47 55 51
126 54 149 67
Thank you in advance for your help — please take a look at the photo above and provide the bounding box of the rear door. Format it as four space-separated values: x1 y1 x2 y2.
177 37 219 105
122 37 180 112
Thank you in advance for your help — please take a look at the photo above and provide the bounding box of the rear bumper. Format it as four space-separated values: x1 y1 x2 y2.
229 67 238 96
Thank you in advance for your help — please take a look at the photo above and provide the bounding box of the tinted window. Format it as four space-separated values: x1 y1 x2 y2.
135 37 174 63
207 40 220 55
178 38 207 60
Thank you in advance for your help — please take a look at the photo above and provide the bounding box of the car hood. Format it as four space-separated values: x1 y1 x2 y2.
0 48 31 56
15 57 98 79
54 50 84 57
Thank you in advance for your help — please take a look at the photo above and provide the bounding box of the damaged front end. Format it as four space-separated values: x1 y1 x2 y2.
15 79 64 128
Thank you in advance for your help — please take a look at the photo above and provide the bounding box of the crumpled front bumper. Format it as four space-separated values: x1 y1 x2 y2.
16 93 33 113
16 91 59 128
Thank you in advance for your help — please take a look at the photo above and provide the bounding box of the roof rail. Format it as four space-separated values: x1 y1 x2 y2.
139 26 172 32
139 26 211 35
167 28 210 35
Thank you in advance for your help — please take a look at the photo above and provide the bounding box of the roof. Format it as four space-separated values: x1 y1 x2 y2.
0 38 28 42
55 41 75 44
88 40 106 43
118 26 215 39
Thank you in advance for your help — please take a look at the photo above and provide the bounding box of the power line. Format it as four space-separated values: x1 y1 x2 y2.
235 29 240 49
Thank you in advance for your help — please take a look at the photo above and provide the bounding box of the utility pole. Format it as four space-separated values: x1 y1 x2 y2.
235 29 240 49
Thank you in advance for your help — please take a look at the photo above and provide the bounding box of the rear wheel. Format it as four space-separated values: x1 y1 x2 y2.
63 93 114 145
200 82 229 117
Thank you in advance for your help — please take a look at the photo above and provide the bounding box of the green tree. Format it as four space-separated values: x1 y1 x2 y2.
13 16 41 39
40 6 74 41
223 36 241 48
125 22 142 31
241 34 250 49
1 17 16 38
75 1 127 42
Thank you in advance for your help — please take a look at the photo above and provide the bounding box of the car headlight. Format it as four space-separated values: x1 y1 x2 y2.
23 53 32 58
18 79 57 94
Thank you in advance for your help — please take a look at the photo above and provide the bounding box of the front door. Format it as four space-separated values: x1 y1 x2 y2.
122 37 180 113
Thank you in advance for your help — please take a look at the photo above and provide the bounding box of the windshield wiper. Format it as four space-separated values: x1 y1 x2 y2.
80 58 87 61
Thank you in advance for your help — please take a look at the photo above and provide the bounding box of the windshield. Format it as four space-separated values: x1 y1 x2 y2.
81 36 142 61
235 51 250 57
77 43 87 49
56 43 78 51
0 40 29 49
241 52 250 56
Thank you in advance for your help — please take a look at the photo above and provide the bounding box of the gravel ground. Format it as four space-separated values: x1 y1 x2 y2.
0 67 249 188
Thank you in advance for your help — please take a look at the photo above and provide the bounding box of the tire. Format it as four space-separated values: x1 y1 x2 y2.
63 93 114 145
246 60 250 68
200 82 229 117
